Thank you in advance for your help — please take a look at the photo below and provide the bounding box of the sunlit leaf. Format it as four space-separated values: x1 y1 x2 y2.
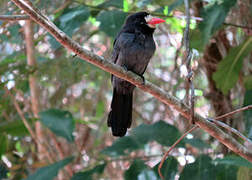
163 6 168 15
39 109 75 142
71 163 106 180
199 0 237 45
24 157 74 180
213 37 252 94
123 0 129 12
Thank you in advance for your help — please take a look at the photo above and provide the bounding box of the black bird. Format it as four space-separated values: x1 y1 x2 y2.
107 12 165 137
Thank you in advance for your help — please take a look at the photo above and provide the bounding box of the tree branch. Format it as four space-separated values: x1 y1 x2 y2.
0 15 30 21
11 0 252 162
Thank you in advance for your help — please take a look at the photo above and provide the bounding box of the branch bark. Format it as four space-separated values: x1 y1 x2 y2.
24 19 47 161
0 15 30 21
11 0 252 162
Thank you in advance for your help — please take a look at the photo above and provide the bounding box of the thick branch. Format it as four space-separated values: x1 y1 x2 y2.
11 0 252 162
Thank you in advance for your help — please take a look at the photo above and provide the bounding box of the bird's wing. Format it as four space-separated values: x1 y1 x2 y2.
111 32 135 64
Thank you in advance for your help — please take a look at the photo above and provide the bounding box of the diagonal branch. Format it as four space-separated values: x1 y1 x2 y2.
11 0 252 162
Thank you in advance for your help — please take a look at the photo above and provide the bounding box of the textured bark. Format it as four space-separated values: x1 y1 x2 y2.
24 20 47 160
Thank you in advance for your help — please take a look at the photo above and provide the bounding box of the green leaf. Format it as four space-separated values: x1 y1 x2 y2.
7 24 22 44
137 169 158 180
98 0 124 8
39 109 75 142
71 163 106 180
102 121 182 157
96 101 105 118
153 157 178 180
0 120 29 136
237 167 251 180
244 75 252 90
180 155 216 180
124 159 148 180
213 37 252 94
199 0 237 45
213 156 252 168
102 136 140 156
136 0 152 8
168 0 184 14
123 0 129 12
97 10 127 37
215 163 238 180
0 134 7 157
59 6 90 34
243 90 252 139
184 138 211 150
24 157 74 180
48 6 90 50
132 121 183 146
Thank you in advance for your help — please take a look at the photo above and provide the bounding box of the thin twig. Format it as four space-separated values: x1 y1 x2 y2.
223 22 252 29
207 105 252 145
158 125 198 179
207 118 252 145
49 132 73 176
183 0 195 124
4 87 54 163
215 105 252 120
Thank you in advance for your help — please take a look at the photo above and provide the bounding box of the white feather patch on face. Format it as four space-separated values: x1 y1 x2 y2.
144 15 153 23
144 15 156 28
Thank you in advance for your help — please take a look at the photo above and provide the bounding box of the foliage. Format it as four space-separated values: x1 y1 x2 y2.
0 0 251 179
39 109 75 142
213 37 252 94
24 157 74 180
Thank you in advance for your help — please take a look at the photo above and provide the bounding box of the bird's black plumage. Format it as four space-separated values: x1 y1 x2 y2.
108 12 157 137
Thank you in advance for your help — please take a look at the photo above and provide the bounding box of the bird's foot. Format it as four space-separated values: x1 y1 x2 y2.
138 74 145 85
122 65 128 71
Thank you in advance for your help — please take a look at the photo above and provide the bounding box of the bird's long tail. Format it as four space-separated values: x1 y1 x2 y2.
107 88 133 137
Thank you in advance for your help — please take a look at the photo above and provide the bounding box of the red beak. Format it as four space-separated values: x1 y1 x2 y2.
147 17 165 25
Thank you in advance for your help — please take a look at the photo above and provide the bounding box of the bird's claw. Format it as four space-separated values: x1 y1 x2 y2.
139 74 145 85
122 65 128 71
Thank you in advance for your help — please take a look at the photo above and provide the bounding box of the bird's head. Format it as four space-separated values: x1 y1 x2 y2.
125 12 165 30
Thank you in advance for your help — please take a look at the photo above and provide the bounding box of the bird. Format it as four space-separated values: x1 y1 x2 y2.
107 12 165 137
